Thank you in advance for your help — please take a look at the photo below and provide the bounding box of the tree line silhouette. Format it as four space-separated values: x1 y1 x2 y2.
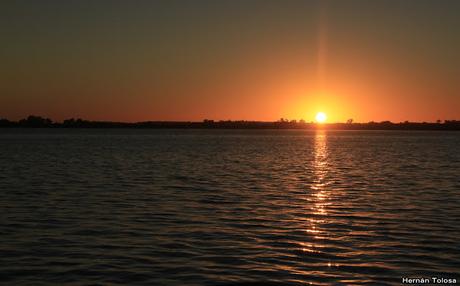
0 115 459 130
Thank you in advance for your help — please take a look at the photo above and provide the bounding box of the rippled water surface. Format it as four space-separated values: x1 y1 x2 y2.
1 129 459 285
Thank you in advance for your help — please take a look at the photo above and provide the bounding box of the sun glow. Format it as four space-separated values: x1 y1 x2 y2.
315 112 327 123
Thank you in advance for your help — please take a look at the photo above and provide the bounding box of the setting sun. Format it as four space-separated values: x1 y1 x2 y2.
315 112 327 123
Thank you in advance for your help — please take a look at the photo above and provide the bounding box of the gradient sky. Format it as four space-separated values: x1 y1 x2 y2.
1 0 459 122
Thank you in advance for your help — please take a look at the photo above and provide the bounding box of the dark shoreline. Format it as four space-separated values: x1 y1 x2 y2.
1 116 460 130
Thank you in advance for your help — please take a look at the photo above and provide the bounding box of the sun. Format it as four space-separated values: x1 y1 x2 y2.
315 112 327 123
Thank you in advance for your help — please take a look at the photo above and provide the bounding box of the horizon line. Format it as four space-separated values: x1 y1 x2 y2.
1 115 460 125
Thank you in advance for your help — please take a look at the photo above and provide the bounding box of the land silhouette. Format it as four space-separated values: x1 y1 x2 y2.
0 116 459 130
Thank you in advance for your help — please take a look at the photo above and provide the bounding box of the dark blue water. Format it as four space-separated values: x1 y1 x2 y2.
1 129 459 285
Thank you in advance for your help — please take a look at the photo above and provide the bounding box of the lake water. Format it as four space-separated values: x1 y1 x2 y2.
0 129 459 285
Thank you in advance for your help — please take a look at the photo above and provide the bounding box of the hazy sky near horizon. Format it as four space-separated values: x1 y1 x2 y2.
1 0 459 122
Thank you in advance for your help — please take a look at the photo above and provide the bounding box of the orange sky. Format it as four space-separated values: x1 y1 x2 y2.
1 1 459 123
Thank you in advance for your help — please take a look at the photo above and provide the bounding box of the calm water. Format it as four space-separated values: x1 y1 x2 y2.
1 129 459 285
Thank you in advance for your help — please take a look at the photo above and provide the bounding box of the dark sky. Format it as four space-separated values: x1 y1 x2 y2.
1 0 459 122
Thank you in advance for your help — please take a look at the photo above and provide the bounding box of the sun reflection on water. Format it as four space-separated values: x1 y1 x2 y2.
303 130 331 258
312 130 329 218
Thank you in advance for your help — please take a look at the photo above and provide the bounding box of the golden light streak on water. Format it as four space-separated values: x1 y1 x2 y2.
305 130 330 251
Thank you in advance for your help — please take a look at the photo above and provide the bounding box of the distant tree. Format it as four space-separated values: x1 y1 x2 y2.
436 119 441 124
279 118 288 123
346 119 353 124
290 119 297 124
0 118 13 127
299 119 306 124
19 115 53 127
63 118 75 127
